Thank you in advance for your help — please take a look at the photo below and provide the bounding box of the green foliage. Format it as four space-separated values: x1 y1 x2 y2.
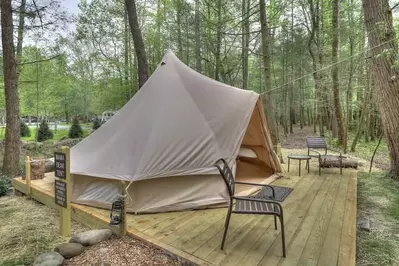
69 118 83 139
92 119 101 130
20 121 31 137
0 175 12 197
37 120 53 142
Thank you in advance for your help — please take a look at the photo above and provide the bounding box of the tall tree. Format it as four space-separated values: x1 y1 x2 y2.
363 0 399 178
331 0 344 145
125 0 149 88
242 0 250 90
260 0 279 145
1 0 21 176
195 0 201 72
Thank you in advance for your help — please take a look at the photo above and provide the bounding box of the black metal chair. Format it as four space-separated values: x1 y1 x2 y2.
214 158 286 258
306 136 343 175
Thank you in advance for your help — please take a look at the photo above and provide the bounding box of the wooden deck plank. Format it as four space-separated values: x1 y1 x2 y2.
316 172 351 266
142 211 196 237
298 172 349 265
220 173 320 266
238 171 325 265
211 172 317 266
171 214 225 253
338 172 357 266
193 213 258 260
272 174 335 266
162 209 226 244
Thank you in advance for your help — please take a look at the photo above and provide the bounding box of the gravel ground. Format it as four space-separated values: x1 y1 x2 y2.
64 236 184 266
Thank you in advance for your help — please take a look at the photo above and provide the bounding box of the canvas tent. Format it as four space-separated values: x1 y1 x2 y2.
70 50 281 214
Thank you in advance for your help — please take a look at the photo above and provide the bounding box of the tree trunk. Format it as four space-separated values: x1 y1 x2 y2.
242 0 250 89
195 0 201 72
125 0 149 88
260 0 279 145
215 0 222 81
1 0 21 176
176 0 183 58
363 0 399 177
331 0 344 145
124 6 130 99
16 0 26 81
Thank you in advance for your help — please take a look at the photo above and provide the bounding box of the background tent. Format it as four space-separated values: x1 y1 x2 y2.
70 50 281 214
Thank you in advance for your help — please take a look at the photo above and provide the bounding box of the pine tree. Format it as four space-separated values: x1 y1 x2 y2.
69 118 83 138
37 120 53 142
20 120 30 137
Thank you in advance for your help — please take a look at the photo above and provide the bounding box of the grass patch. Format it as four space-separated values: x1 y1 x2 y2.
0 195 88 266
357 172 399 266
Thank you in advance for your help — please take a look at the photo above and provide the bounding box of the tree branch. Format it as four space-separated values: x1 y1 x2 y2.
19 54 61 65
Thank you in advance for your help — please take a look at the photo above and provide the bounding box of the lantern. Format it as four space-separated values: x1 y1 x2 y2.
109 198 123 226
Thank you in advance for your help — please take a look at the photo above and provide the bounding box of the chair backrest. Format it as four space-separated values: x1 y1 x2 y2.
306 136 327 150
214 158 234 197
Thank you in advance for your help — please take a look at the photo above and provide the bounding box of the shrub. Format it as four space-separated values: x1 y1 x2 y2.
69 118 83 139
37 120 53 142
0 175 12 197
92 118 101 131
20 120 31 137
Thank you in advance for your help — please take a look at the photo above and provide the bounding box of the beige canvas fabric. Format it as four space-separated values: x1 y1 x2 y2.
70 50 281 213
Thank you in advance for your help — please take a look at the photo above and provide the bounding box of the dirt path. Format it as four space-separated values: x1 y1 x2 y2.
280 126 389 171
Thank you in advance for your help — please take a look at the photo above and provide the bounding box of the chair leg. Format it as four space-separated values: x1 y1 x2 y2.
221 206 232 250
280 211 286 258
274 215 277 230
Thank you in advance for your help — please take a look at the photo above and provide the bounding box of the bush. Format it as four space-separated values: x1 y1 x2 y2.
0 175 12 197
92 118 101 130
20 121 31 137
37 120 53 142
69 118 83 139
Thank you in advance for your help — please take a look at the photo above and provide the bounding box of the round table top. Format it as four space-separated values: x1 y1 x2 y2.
287 154 312 160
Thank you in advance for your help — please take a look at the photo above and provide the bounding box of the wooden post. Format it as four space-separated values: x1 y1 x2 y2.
25 156 31 196
55 146 71 237
121 181 127 236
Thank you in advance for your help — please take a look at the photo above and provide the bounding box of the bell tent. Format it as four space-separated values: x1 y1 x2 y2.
70 50 281 214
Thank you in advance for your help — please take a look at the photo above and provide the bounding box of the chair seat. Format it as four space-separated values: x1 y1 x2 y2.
235 197 280 215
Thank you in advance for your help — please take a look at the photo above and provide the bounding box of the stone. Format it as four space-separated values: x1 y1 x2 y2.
69 229 112 246
33 252 64 266
45 160 55 173
54 242 84 259
357 217 371 232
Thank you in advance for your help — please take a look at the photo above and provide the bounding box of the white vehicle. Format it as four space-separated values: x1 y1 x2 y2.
101 110 117 123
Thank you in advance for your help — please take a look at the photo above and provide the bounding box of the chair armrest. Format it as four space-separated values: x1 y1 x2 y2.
308 149 321 155
234 181 275 198
232 196 282 211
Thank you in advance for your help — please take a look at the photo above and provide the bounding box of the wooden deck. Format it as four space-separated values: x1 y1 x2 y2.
13 166 357 266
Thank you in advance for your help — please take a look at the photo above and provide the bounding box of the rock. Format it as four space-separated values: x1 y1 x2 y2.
33 252 64 266
54 242 84 259
45 160 55 173
357 217 371 232
69 229 112 246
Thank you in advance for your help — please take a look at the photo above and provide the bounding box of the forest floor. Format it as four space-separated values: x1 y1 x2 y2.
282 126 398 266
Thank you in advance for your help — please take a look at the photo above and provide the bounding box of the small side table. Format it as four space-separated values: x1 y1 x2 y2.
287 155 311 177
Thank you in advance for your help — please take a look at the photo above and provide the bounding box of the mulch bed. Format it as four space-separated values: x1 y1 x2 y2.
64 236 184 266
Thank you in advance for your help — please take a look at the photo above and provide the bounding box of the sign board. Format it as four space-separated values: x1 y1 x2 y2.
54 152 66 179
55 180 67 208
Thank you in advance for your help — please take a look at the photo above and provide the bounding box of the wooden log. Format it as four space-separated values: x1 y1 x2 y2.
320 157 358 169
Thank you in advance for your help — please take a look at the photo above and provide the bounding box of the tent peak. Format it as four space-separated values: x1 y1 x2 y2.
161 49 176 65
